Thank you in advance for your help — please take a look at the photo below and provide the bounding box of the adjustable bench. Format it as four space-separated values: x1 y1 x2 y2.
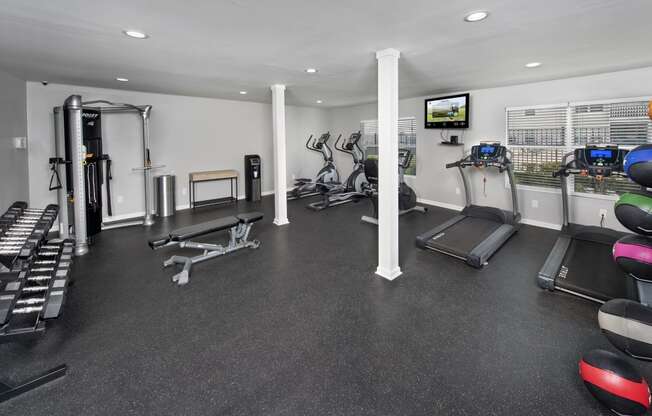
148 212 263 285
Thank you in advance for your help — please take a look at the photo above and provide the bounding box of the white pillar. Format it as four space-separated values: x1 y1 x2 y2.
375 48 401 280
271 84 289 226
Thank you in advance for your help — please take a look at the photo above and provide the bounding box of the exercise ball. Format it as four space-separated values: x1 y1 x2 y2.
579 349 650 415
599 299 652 360
624 144 652 188
613 235 652 281
615 193 652 236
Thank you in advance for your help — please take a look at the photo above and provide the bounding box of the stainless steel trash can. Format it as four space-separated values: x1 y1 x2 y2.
156 174 176 217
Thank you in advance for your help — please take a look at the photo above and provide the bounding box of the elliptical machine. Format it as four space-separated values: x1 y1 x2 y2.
307 132 368 211
287 132 340 200
361 148 427 224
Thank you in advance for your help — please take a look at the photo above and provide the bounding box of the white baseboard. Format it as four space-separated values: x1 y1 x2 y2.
103 211 146 223
417 198 464 212
417 197 561 231
520 218 562 230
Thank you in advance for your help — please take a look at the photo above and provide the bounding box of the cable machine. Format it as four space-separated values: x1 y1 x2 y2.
50 95 162 256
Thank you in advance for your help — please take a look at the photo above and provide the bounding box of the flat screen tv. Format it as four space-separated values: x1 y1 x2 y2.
425 93 470 129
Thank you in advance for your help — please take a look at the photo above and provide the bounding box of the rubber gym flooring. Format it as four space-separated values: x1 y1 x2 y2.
1 195 646 415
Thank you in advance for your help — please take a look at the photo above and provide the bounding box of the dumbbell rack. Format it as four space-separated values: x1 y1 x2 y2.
0 202 72 403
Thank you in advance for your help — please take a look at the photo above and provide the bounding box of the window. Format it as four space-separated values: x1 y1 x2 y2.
506 98 652 196
570 100 651 195
361 117 417 175
506 105 567 189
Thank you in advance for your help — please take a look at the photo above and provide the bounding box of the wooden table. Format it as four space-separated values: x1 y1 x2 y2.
188 169 239 208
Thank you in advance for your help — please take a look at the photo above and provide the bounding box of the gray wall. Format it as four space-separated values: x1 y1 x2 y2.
0 70 28 212
26 82 330 219
328 66 652 231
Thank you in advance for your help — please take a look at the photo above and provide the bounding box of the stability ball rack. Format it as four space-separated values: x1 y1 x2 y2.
52 95 162 256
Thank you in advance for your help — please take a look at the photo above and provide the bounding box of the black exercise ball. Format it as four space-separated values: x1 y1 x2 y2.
599 299 652 360
579 349 650 415
624 144 652 188
615 192 652 237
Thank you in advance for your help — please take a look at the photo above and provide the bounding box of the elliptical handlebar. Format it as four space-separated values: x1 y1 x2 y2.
305 134 316 151
333 134 343 152
322 134 339 162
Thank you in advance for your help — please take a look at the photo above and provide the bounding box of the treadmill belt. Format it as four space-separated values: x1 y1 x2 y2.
427 217 501 257
558 239 633 302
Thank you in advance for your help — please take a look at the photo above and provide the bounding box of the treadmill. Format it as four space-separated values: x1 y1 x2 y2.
537 145 635 303
416 143 521 268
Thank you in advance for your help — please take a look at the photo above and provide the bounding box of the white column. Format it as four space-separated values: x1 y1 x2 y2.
271 84 289 226
375 48 401 280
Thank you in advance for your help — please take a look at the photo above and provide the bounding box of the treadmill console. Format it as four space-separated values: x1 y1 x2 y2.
574 145 627 177
470 143 508 166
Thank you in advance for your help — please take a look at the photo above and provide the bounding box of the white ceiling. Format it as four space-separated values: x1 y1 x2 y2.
1 0 651 107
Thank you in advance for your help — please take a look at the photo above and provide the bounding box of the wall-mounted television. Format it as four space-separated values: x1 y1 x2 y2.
425 93 470 129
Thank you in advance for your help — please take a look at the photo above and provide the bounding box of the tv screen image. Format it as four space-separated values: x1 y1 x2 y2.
425 93 469 129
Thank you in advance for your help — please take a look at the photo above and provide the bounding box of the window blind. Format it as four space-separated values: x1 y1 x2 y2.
506 105 568 188
360 117 417 175
571 100 652 146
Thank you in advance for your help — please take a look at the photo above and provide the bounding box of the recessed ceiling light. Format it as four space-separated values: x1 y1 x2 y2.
316 100 323 104
525 62 542 68
116 77 129 82
464 11 489 22
305 68 318 74
123 30 149 39
239 91 247 95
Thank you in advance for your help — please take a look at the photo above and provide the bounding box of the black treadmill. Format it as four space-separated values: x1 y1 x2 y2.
416 143 521 268
537 145 635 303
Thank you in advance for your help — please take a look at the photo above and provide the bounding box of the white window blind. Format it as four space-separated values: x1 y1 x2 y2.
506 105 568 189
506 98 652 196
361 117 417 175
571 100 652 146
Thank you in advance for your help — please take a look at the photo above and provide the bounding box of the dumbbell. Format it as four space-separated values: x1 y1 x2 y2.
0 247 34 257
1 237 28 242
27 268 70 284
15 297 46 306
16 283 68 319
0 277 22 324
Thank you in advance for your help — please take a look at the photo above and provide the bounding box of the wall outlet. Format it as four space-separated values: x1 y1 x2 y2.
531 199 539 208
117 195 124 204
181 187 187 196
599 209 608 218
12 137 27 149
455 187 460 195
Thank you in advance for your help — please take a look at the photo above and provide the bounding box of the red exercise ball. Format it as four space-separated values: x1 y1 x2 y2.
579 349 650 415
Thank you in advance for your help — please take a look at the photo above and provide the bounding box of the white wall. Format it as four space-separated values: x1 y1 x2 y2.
26 82 329 218
0 70 28 213
328 66 652 231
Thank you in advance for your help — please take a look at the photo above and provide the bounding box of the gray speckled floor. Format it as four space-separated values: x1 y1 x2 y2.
1 195 647 415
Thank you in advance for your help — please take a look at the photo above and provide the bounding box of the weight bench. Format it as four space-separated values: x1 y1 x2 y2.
148 212 263 285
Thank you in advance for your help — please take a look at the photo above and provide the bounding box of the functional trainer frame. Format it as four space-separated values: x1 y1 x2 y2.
53 95 159 256
149 212 263 285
